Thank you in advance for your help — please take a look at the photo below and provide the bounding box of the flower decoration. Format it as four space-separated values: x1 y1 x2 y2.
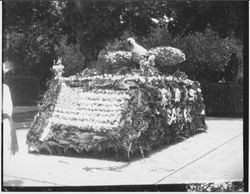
27 70 206 160
52 57 64 78
149 46 186 67
188 89 197 101
174 88 181 102
167 108 177 125
105 51 132 64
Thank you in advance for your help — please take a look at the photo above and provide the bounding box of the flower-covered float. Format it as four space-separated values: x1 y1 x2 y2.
26 42 206 161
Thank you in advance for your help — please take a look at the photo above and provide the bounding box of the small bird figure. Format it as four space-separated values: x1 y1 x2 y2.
127 37 149 64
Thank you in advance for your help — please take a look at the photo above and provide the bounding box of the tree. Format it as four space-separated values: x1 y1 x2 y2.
3 1 64 87
167 1 245 40
61 0 171 63
172 26 243 82
3 0 245 85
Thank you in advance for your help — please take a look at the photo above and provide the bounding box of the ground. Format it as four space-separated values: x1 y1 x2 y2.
2 106 244 191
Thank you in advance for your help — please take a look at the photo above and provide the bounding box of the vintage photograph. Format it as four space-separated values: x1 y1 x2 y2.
1 0 247 191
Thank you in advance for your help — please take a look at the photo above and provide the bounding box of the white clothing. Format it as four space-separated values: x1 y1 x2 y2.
3 84 13 156
3 84 13 116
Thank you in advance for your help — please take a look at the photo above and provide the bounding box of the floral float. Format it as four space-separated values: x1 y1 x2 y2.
26 46 206 161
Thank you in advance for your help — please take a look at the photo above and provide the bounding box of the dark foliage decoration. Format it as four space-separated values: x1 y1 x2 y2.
26 70 206 161
26 78 61 146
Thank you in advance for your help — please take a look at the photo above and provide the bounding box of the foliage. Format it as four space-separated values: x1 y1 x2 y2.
55 36 86 77
201 82 243 117
173 26 243 74
140 24 243 82
70 1 244 80
186 182 244 192
4 1 63 84
26 70 206 160
99 25 243 83
26 78 62 145
141 25 173 49
104 31 136 52
167 1 245 40
4 0 245 85
61 0 171 62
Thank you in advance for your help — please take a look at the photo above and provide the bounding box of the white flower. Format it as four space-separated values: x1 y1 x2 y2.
40 121 52 141
52 57 64 78
138 76 146 83
171 108 177 123
160 88 172 107
105 51 132 64
189 89 195 96
183 108 187 120
151 18 159 24
189 89 196 101
167 108 177 125
174 88 181 102
183 108 192 123
160 88 168 107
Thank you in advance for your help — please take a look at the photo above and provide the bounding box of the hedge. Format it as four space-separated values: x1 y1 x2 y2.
4 76 40 106
201 82 243 117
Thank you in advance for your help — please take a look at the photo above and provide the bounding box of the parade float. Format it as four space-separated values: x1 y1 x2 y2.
26 38 206 160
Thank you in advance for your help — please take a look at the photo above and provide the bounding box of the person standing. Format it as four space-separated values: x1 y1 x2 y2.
2 61 18 156
224 53 240 82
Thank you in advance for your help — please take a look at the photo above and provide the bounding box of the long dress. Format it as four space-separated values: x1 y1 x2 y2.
3 84 18 156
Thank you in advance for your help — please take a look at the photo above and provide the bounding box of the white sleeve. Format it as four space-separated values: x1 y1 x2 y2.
3 84 13 116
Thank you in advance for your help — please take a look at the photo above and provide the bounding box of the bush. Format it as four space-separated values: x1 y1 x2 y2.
55 36 86 77
201 82 243 117
141 25 173 49
4 76 40 106
172 26 243 82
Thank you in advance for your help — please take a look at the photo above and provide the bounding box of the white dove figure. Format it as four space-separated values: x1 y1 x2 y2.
127 37 149 64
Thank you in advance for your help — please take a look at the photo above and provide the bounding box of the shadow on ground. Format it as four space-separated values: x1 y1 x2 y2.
3 179 24 187
27 130 206 164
